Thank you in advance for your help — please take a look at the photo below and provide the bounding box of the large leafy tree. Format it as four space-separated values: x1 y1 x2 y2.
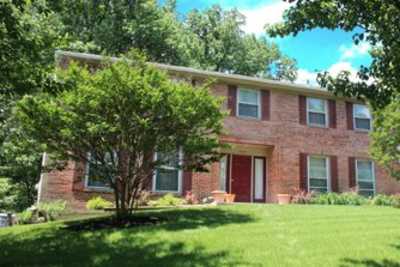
370 98 400 180
48 1 297 80
15 53 225 218
0 0 64 208
268 0 400 109
186 5 297 80
47 0 196 66
0 0 63 98
267 0 400 178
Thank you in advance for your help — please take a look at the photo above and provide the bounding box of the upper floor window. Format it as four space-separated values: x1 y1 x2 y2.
356 159 375 197
85 152 114 190
353 104 372 131
153 150 182 193
307 97 327 127
308 155 329 193
237 88 260 119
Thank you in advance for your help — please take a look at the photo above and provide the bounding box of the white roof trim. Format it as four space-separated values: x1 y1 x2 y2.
55 50 349 99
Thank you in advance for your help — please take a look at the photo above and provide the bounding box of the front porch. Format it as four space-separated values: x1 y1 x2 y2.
215 141 275 203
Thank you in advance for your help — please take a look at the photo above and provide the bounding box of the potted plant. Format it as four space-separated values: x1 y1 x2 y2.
211 190 226 204
277 193 291 204
224 194 236 203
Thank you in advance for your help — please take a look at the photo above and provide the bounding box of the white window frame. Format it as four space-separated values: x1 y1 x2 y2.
152 149 183 194
236 88 261 119
307 155 330 192
219 155 228 192
355 159 376 196
353 104 372 131
84 152 113 192
306 97 328 128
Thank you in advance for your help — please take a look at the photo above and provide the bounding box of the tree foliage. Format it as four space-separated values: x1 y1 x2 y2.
0 0 64 98
0 0 297 211
47 0 195 66
268 0 400 109
48 1 297 80
0 0 65 209
370 97 400 180
185 5 297 80
15 53 226 218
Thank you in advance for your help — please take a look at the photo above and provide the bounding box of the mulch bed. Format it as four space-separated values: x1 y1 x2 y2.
64 216 164 231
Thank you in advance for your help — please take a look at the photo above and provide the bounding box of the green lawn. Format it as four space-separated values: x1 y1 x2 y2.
1 204 400 267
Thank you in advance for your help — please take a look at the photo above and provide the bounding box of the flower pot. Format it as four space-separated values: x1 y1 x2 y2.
225 194 236 203
211 190 226 204
277 194 291 205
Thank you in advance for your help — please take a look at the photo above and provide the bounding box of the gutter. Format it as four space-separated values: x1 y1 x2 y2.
55 50 354 100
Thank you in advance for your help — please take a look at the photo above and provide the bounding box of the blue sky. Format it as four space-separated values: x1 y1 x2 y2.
160 0 372 85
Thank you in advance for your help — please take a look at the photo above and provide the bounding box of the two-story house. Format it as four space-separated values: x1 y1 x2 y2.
37 51 400 210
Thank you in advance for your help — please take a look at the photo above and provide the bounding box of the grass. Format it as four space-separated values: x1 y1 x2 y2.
1 204 400 267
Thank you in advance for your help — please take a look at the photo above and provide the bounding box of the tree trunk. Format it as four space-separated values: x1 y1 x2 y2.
114 179 130 221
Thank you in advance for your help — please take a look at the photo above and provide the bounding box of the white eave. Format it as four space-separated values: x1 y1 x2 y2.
55 50 350 99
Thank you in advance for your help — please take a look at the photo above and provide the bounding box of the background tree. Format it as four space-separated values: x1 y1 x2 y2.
370 97 400 180
268 0 400 109
267 0 400 177
185 5 297 80
15 53 225 218
0 0 65 209
48 1 297 80
0 125 43 210
47 0 197 66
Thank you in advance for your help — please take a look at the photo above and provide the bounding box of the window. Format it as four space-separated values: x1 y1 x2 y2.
237 88 260 119
308 156 329 193
219 155 228 192
307 97 327 127
153 150 182 193
85 152 114 190
356 160 375 197
354 104 372 131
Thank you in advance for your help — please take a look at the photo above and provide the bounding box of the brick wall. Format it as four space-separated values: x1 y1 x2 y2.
212 83 400 201
39 80 400 210
40 160 114 211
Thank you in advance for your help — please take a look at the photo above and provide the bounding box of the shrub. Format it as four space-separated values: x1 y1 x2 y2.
37 200 67 221
150 193 184 207
339 192 368 205
291 190 314 204
371 194 394 206
17 210 34 224
370 194 400 208
310 192 341 205
390 195 400 208
86 196 113 210
307 192 368 206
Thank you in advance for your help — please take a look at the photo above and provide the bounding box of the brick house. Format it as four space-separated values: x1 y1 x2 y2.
38 51 400 210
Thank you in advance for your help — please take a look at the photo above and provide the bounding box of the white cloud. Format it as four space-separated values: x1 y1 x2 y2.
327 61 358 80
240 1 292 35
296 69 319 86
295 61 359 86
339 42 370 60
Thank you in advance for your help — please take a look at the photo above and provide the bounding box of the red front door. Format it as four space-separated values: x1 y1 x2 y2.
231 154 252 202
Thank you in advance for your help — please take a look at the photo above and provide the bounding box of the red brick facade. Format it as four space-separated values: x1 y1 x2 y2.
38 51 400 210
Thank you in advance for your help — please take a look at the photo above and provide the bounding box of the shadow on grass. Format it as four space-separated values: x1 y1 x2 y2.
341 258 400 267
0 207 256 267
64 207 256 232
341 242 400 267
